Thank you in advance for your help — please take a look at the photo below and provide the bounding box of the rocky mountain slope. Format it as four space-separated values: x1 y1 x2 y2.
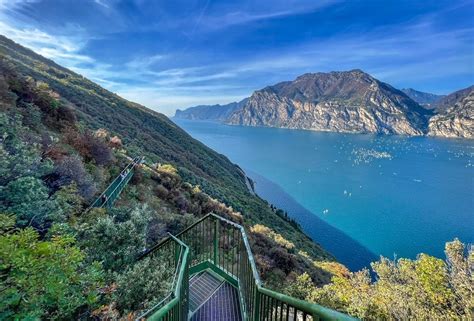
227 70 431 135
0 34 335 287
428 85 474 138
175 98 247 121
401 88 445 109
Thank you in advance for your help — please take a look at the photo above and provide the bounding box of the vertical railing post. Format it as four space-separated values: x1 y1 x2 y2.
253 290 261 321
213 217 219 266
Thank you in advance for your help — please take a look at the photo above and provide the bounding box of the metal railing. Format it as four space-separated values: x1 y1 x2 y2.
142 214 356 321
137 234 189 321
87 156 143 210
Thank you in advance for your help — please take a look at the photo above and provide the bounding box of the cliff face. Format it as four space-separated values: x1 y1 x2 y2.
428 86 474 139
174 98 247 121
227 70 431 135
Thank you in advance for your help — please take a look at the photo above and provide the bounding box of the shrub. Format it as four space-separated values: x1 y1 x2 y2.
114 257 172 314
88 135 113 165
0 216 103 320
251 224 295 250
78 205 153 273
50 155 97 200
0 176 54 228
302 239 473 320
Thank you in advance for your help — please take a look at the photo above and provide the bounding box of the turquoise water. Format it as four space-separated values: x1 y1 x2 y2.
175 119 474 269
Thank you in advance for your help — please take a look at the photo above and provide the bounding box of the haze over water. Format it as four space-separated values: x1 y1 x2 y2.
175 119 474 269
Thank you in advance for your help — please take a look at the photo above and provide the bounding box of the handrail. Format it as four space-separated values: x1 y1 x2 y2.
86 156 143 211
137 233 189 321
210 214 261 285
142 213 356 321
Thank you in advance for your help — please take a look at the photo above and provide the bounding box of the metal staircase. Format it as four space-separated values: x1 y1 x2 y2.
138 214 356 321
87 156 143 210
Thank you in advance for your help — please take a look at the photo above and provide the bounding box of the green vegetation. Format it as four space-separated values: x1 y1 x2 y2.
0 214 103 320
287 239 473 320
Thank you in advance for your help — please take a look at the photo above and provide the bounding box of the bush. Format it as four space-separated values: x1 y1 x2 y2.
0 215 103 320
114 257 172 314
300 239 473 320
78 205 153 273
0 176 54 228
50 155 97 200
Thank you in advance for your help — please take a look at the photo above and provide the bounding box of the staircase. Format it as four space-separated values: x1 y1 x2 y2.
137 214 356 321
87 156 143 210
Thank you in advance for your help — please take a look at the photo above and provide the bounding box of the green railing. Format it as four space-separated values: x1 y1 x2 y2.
87 156 143 210
142 214 356 321
138 234 189 321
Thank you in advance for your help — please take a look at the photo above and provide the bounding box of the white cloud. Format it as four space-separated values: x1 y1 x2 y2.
0 21 93 68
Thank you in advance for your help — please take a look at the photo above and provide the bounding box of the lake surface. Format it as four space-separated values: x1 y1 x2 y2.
175 119 474 270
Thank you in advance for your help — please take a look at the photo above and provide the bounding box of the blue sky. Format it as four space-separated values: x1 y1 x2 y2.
1 0 473 115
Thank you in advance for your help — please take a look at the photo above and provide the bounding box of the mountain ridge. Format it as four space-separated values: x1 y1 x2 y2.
401 88 445 109
428 85 474 138
227 69 431 135
175 70 472 139
175 98 248 121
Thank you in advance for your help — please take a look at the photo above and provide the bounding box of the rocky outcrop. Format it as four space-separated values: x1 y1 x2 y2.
174 98 247 121
428 86 474 139
227 70 431 135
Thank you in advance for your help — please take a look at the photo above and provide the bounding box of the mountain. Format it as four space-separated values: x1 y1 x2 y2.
0 34 337 294
227 70 431 135
401 88 445 109
175 98 247 121
428 85 474 138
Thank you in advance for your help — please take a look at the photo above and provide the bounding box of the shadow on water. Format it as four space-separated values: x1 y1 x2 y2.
247 169 378 272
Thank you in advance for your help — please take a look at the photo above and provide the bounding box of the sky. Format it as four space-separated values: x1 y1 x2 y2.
0 0 473 115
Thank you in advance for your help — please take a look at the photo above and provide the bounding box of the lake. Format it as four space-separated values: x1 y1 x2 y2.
174 119 474 271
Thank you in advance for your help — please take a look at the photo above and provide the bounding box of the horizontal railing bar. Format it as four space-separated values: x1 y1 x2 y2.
258 286 355 320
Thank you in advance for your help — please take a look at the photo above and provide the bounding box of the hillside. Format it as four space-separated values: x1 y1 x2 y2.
428 85 474 138
0 35 340 319
401 88 445 109
227 70 431 135
175 98 247 121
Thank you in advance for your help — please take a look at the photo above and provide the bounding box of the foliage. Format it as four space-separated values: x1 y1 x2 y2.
290 239 473 320
0 215 103 320
113 257 172 313
78 205 153 273
0 176 54 228
251 224 295 250
0 112 53 186
50 155 97 200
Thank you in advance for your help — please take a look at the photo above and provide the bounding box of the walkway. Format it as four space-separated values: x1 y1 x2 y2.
189 271 242 321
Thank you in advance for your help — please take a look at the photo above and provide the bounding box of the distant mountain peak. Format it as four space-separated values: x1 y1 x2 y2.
401 88 445 109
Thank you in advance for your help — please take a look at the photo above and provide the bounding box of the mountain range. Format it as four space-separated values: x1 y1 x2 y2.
175 70 473 139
